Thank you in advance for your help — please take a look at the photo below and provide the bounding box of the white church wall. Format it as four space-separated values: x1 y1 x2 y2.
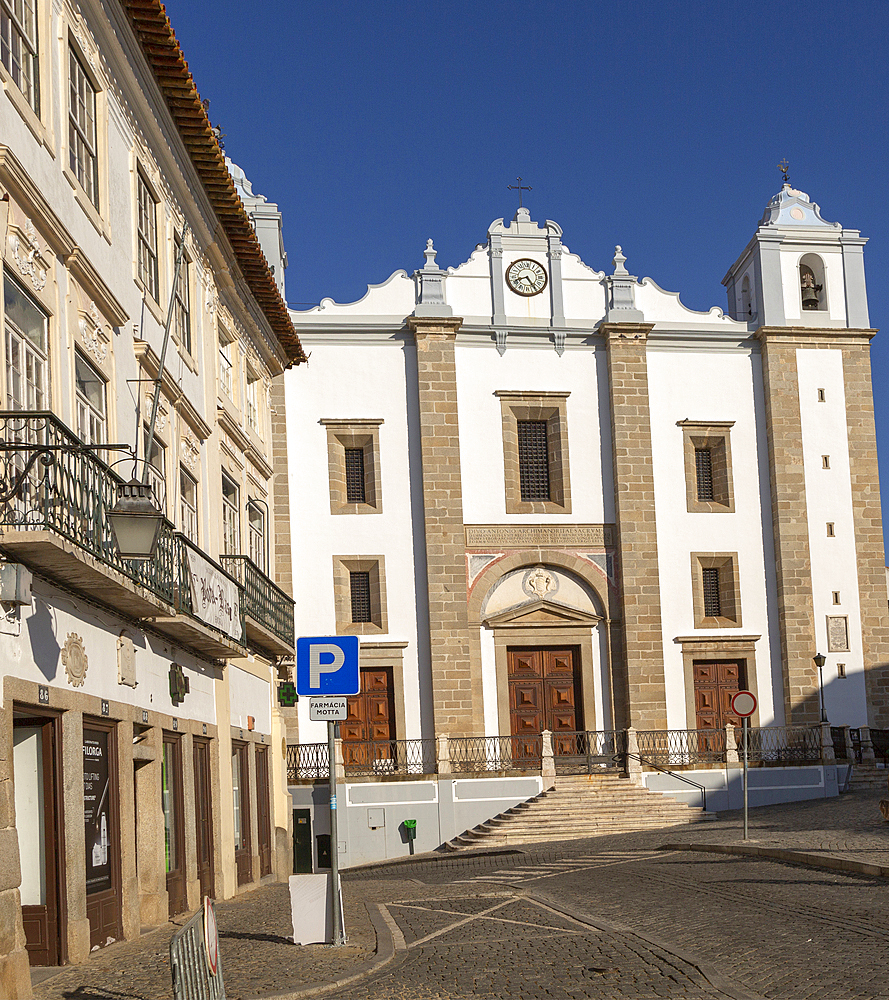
285 341 426 740
647 347 779 727
447 248 497 319
560 253 606 324
455 343 608 525
796 348 868 725
478 627 499 737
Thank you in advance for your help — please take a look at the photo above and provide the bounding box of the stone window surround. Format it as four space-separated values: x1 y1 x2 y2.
496 391 571 514
690 552 742 629
332 554 388 635
321 419 383 515
674 634 762 728
678 420 735 513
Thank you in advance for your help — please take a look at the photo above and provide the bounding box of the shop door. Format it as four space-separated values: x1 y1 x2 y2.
343 667 396 770
193 738 214 901
693 661 746 731
232 742 252 885
14 715 62 966
508 648 582 756
83 723 122 951
162 734 186 917
255 746 272 878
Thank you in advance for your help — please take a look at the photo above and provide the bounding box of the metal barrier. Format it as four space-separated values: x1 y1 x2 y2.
449 735 542 773
170 899 225 1000
552 730 627 773
342 739 436 777
735 725 820 762
636 728 727 765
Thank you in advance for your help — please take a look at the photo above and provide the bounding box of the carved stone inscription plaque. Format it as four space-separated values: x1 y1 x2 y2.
827 615 850 653
465 524 614 548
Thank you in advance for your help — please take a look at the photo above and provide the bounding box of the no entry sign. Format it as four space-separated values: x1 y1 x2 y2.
731 690 757 718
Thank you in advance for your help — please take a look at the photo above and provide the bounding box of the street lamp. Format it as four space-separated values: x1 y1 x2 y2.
813 652 828 723
107 479 164 561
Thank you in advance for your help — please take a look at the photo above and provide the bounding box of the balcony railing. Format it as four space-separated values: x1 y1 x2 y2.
220 554 294 648
0 410 245 649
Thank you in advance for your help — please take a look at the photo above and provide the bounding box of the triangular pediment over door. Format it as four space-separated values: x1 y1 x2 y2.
484 599 602 629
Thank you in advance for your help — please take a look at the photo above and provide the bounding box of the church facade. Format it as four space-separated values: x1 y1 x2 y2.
286 186 889 759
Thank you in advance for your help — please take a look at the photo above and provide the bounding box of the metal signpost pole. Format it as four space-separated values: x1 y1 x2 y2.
327 719 344 946
743 715 749 841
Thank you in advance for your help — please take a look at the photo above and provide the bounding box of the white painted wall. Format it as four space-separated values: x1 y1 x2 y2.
285 342 426 741
455 344 609 524
796 348 868 725
647 347 780 727
229 665 271 734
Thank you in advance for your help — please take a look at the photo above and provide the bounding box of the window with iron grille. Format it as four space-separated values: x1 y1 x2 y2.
68 49 97 207
350 571 372 623
1 0 39 112
517 420 550 501
137 171 159 300
702 567 721 617
344 448 366 504
695 448 714 501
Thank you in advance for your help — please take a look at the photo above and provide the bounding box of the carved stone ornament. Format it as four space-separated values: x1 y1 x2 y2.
144 394 168 433
79 301 109 363
61 633 89 688
9 218 48 291
204 271 218 314
181 431 200 471
524 566 557 600
117 632 137 687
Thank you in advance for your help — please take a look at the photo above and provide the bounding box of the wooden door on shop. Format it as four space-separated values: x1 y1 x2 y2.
193 738 214 900
255 746 272 878
508 648 582 755
14 714 63 966
693 661 746 730
162 733 187 917
83 723 123 951
343 667 396 768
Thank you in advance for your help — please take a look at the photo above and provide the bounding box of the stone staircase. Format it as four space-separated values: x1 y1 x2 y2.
848 764 887 790
446 770 715 849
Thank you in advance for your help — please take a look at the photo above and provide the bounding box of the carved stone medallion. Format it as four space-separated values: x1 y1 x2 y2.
62 633 89 687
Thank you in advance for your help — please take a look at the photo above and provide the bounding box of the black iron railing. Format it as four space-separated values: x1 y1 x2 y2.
636 728 728 765
287 742 330 781
343 739 436 777
220 554 294 647
449 735 543 773
734 725 821 762
0 410 245 647
552 730 627 773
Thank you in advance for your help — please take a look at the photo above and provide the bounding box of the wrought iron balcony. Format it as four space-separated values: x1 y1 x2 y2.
0 411 246 658
220 554 295 655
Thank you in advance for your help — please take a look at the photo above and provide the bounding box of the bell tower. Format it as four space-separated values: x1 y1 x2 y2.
722 182 869 329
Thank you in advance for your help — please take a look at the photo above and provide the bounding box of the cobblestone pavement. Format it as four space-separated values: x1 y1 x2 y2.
31 786 889 1000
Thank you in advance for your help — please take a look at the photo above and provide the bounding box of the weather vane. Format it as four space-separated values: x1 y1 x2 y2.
778 159 790 185
508 176 532 208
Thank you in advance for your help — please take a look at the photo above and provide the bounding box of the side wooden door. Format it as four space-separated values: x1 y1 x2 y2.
192 738 214 901
693 661 745 730
255 746 272 878
343 667 396 768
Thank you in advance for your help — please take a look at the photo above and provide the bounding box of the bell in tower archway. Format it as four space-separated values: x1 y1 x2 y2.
800 265 822 310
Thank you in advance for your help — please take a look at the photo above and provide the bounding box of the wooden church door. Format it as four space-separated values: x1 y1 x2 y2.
508 648 581 754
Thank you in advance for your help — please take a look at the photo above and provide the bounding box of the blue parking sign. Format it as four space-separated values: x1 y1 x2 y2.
296 636 360 696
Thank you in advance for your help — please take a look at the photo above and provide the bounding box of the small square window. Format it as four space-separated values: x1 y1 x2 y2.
497 391 571 514
822 455 830 469
679 421 735 513
817 388 826 402
333 555 387 634
837 663 846 678
691 552 741 628
832 591 841 605
323 419 383 514
827 522 835 537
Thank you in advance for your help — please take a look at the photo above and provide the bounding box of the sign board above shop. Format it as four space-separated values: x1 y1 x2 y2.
185 547 241 641
309 697 348 721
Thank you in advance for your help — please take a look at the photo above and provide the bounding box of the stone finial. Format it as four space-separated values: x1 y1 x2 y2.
423 238 438 270
612 245 629 275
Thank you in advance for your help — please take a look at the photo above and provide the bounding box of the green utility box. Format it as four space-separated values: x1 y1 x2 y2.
403 819 417 840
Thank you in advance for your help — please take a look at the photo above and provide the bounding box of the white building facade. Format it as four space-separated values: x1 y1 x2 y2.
0 1 304 994
284 189 889 863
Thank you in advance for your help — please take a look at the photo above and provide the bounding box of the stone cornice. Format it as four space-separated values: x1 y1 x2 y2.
599 321 655 342
753 325 877 345
406 315 464 336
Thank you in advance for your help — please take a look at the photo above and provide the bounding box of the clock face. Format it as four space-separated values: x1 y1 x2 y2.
506 258 548 296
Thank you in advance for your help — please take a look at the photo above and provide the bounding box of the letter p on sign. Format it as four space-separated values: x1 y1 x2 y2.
296 636 360 696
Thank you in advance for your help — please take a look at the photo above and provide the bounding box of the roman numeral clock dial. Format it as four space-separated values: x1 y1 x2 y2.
506 258 548 296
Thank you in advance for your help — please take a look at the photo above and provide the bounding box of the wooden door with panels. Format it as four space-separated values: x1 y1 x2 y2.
508 648 582 757
192 737 214 901
13 713 63 966
693 660 746 732
343 667 396 769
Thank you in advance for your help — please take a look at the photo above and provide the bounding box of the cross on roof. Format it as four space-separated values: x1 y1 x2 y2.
508 176 532 208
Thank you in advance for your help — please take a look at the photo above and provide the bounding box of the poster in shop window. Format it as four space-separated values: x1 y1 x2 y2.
83 729 112 894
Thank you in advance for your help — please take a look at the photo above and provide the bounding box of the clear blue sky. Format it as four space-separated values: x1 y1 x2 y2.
164 0 889 543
